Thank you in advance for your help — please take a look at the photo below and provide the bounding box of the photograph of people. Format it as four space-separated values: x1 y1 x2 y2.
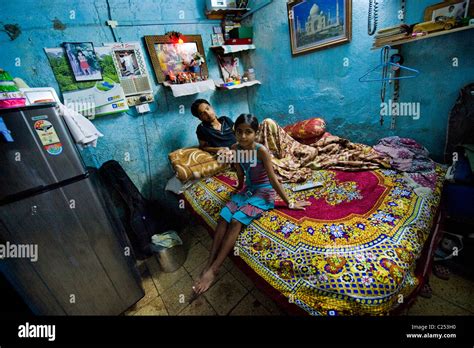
64 42 103 82
77 50 91 75
116 50 140 77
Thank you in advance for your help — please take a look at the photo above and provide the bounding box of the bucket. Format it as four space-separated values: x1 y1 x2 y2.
153 244 186 273
150 230 186 273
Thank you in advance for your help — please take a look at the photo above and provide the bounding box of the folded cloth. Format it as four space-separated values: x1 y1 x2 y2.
0 70 26 108
373 136 435 172
57 102 103 148
403 173 434 196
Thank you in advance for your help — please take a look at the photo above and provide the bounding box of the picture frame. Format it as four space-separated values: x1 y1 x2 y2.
211 33 225 46
104 42 153 97
424 0 471 21
63 42 103 82
217 55 240 81
144 35 209 84
287 0 352 56
113 49 142 78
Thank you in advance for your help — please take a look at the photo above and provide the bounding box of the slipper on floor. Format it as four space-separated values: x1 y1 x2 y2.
433 263 450 280
419 282 433 298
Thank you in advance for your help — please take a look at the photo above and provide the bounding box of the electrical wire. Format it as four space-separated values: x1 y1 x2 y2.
141 111 153 200
105 0 118 42
124 103 158 200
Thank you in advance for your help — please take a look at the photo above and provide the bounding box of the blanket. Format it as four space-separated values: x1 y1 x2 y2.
257 119 391 183
373 136 445 192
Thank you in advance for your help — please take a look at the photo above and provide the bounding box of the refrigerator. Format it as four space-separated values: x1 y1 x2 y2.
0 103 144 315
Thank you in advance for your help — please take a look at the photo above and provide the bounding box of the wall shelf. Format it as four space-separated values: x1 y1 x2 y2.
205 8 250 20
163 80 215 97
214 79 261 89
210 44 255 54
372 24 474 49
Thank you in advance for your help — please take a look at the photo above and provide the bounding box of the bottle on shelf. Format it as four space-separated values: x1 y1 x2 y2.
244 68 256 81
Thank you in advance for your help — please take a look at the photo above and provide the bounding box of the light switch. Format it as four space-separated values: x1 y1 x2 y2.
136 103 150 114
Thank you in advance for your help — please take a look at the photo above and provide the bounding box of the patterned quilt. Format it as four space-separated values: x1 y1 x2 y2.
183 165 445 315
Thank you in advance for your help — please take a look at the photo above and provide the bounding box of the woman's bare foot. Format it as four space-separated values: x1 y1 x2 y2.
195 268 217 294
193 263 209 289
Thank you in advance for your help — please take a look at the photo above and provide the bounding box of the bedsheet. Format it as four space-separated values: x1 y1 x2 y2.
183 165 445 315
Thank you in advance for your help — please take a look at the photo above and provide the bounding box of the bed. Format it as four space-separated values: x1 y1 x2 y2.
182 165 446 316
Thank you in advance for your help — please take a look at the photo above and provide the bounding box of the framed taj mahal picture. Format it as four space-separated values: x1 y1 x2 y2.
288 0 352 56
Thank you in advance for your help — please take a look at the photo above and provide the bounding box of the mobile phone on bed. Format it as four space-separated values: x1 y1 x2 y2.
292 181 323 192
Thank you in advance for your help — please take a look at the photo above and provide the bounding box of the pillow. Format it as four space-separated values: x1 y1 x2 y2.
297 131 331 145
283 118 326 140
168 147 229 182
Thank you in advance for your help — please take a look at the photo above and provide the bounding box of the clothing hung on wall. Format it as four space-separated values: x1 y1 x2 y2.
444 83 474 163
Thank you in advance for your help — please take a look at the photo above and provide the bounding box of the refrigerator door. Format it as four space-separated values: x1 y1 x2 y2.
0 174 144 315
0 104 87 203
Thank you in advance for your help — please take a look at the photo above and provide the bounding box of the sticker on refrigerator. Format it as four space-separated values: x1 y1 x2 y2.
34 120 60 145
44 143 63 155
34 120 63 155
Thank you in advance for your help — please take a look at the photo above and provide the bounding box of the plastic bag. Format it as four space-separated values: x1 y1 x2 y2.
150 230 183 251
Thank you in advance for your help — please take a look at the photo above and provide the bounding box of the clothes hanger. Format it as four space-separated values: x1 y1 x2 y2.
358 45 420 82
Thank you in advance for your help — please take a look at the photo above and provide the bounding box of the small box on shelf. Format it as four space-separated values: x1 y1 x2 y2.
229 26 253 39
224 38 253 45
205 8 250 20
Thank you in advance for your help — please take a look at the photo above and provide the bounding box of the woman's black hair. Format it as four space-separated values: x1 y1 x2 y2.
191 99 210 117
234 114 259 132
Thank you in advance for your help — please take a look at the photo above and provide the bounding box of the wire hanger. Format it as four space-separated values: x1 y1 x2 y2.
359 45 420 82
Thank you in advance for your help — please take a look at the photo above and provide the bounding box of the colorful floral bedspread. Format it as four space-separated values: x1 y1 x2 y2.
183 166 445 315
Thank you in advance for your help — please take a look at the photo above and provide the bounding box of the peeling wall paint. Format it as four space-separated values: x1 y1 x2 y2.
1 24 22 40
52 18 67 31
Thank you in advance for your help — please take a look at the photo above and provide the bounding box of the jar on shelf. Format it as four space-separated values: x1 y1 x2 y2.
244 68 256 81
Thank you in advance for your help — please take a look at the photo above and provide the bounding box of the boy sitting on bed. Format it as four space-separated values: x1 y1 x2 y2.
191 99 236 154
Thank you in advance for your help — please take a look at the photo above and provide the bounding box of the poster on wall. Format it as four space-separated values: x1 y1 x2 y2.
103 42 153 98
287 0 352 55
44 46 129 118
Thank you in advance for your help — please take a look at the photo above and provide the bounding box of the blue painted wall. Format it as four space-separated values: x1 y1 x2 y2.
1 0 473 209
0 0 250 208
247 0 474 162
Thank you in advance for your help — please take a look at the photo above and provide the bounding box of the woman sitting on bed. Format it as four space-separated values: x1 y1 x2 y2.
192 114 311 295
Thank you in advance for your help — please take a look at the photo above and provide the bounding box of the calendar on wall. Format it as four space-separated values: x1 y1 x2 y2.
44 46 129 118
104 42 154 106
